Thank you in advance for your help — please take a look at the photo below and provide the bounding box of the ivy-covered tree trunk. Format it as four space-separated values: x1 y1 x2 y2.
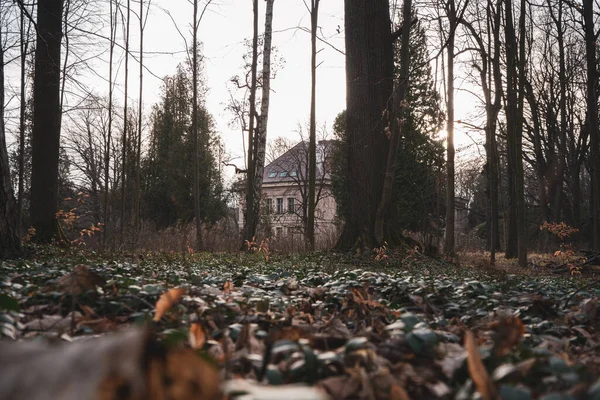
336 0 393 251
251 0 275 240
30 0 64 243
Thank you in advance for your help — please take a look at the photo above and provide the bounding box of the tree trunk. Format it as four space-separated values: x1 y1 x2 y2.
30 0 64 243
252 0 275 241
103 0 116 248
242 0 259 247
0 24 22 258
583 0 600 250
192 0 203 251
134 0 145 250
336 0 393 251
307 0 318 250
486 0 502 262
18 7 31 236
444 0 457 257
515 0 527 266
374 0 412 245
120 0 131 244
504 0 519 259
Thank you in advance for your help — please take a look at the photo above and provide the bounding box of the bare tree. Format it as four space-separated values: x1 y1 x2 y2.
17 1 33 235
120 0 131 240
30 0 65 243
103 0 117 247
0 17 22 257
306 0 319 250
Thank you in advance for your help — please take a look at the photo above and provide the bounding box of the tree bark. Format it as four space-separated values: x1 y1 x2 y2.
307 0 318 250
120 0 131 242
374 0 412 245
504 0 519 259
444 0 457 257
252 0 275 241
18 7 31 236
583 0 600 250
30 0 64 243
242 0 259 247
336 0 393 251
0 24 22 258
103 0 116 248
134 0 145 250
192 0 203 250
516 0 527 266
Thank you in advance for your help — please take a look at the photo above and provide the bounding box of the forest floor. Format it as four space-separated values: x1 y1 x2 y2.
1 246 600 399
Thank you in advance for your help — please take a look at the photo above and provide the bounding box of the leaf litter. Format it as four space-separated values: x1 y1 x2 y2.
0 252 599 399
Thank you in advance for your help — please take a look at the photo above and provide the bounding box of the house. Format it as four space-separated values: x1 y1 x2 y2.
239 140 339 246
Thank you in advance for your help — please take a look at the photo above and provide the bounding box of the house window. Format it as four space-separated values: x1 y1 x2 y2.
290 171 297 177
276 227 283 237
276 198 284 214
287 198 295 214
266 198 273 214
279 171 288 177
268 171 277 178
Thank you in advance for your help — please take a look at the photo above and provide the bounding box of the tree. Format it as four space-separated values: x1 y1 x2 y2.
30 0 65 243
306 0 319 250
336 0 393 250
17 1 33 235
243 0 259 246
103 0 117 247
583 0 600 250
249 0 275 245
374 0 412 245
142 64 226 230
0 19 22 257
120 0 131 239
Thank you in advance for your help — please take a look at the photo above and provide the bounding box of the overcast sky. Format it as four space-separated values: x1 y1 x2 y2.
4 0 482 183
121 0 347 173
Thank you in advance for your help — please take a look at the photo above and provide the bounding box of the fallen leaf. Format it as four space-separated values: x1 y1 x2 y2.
222 281 234 294
490 316 525 357
153 288 185 322
189 323 206 349
465 330 498 400
390 384 411 400
58 265 105 295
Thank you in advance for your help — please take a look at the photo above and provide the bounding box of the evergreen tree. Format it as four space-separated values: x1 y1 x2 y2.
393 19 445 233
142 63 226 228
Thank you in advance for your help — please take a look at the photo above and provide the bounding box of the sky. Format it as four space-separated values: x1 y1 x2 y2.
115 0 347 174
4 0 482 183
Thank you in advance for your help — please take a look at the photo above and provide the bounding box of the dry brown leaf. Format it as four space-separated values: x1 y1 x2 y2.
153 288 185 322
79 304 97 318
78 318 118 333
490 316 525 357
465 331 498 400
222 281 234 294
189 323 206 349
146 346 221 400
58 265 105 295
390 384 411 400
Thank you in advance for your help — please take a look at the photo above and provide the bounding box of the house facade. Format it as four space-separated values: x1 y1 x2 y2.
238 140 339 246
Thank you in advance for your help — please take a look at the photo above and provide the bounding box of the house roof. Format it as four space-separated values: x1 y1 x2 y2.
263 140 335 184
